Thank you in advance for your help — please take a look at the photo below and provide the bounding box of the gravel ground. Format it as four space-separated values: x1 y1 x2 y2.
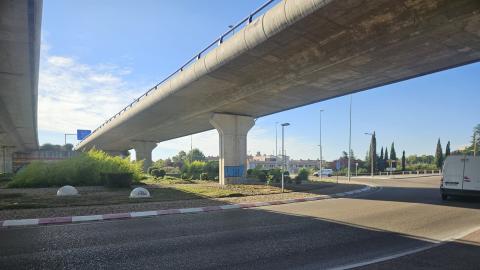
0 182 362 220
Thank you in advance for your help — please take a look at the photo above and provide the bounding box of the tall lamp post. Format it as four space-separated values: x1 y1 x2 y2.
275 122 278 168
281 123 290 193
319 109 324 181
364 132 374 179
347 95 352 182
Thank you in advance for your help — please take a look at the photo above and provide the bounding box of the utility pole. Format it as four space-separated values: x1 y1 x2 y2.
275 122 278 168
281 123 290 193
347 95 352 182
319 109 324 181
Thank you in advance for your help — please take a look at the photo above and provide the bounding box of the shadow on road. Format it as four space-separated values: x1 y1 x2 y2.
352 185 480 210
0 203 479 269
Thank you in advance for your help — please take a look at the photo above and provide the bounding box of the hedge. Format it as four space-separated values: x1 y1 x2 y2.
8 149 143 188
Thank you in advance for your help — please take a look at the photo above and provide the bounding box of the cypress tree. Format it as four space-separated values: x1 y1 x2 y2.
390 142 397 168
384 148 389 171
401 150 406 171
379 147 384 171
368 132 377 173
435 139 443 169
445 141 451 157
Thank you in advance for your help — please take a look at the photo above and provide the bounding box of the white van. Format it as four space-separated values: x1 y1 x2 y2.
441 155 480 200
313 169 333 177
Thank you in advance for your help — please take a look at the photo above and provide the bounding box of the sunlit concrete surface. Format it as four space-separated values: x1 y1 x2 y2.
0 0 42 153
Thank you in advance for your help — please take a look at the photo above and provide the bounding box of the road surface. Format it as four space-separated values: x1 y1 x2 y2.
1 176 479 269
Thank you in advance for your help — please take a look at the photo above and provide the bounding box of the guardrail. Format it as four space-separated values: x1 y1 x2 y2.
78 0 280 144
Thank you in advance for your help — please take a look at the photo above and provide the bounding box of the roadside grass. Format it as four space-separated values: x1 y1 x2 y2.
0 176 338 211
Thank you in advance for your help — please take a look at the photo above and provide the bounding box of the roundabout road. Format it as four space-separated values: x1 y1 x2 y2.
1 176 479 269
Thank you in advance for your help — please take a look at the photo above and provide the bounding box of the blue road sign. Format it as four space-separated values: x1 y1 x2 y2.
77 129 92 140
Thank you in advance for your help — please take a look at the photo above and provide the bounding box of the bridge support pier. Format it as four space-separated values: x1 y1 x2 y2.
0 146 14 174
133 142 157 172
210 113 254 185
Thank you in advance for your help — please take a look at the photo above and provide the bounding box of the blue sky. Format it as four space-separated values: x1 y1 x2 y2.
38 0 480 161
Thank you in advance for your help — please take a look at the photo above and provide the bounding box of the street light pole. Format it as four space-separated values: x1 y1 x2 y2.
275 122 278 168
347 95 352 182
319 109 324 181
281 123 290 193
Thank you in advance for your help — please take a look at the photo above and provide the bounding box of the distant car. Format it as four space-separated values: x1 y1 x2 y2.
441 156 480 200
313 169 333 177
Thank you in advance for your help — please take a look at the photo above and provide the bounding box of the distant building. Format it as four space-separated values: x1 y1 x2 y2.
13 150 77 172
247 151 320 173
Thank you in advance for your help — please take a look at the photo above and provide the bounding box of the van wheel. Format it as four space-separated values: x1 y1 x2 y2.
441 194 448 201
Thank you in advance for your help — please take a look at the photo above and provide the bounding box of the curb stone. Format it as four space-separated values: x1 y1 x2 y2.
0 185 378 228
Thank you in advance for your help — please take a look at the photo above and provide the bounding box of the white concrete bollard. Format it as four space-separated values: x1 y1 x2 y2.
129 187 151 198
57 185 79 196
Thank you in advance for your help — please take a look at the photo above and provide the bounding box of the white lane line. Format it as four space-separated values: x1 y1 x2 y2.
326 225 480 270
326 243 441 270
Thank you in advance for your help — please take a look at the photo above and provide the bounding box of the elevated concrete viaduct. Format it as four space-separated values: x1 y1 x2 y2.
0 0 42 173
76 0 480 184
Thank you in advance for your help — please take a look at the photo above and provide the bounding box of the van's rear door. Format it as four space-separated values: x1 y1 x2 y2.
463 156 480 191
442 156 463 190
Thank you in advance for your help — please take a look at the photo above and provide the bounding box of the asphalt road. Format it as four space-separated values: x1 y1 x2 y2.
1 176 479 269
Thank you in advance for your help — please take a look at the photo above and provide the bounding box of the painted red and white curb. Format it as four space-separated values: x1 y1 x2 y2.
0 185 377 228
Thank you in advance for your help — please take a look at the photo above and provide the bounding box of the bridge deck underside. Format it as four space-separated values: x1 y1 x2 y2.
79 0 480 151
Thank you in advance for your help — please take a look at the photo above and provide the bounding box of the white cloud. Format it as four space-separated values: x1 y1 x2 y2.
38 45 145 134
47 56 74 67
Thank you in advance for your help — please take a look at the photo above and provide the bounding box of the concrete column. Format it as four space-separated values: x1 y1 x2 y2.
210 113 254 185
0 147 14 174
132 141 157 172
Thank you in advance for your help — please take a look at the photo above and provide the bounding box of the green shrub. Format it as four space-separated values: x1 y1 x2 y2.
151 169 166 178
200 173 209 180
268 168 282 183
294 175 301 185
257 171 267 182
297 168 309 182
101 172 133 188
8 149 143 188
284 176 292 184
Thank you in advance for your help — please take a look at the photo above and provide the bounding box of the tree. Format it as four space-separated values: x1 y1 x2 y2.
379 147 384 171
172 150 187 168
63 143 74 151
435 138 443 169
384 147 388 164
367 132 377 173
390 142 397 168
445 141 451 157
401 150 406 171
186 148 206 162
473 124 480 156
390 142 397 160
